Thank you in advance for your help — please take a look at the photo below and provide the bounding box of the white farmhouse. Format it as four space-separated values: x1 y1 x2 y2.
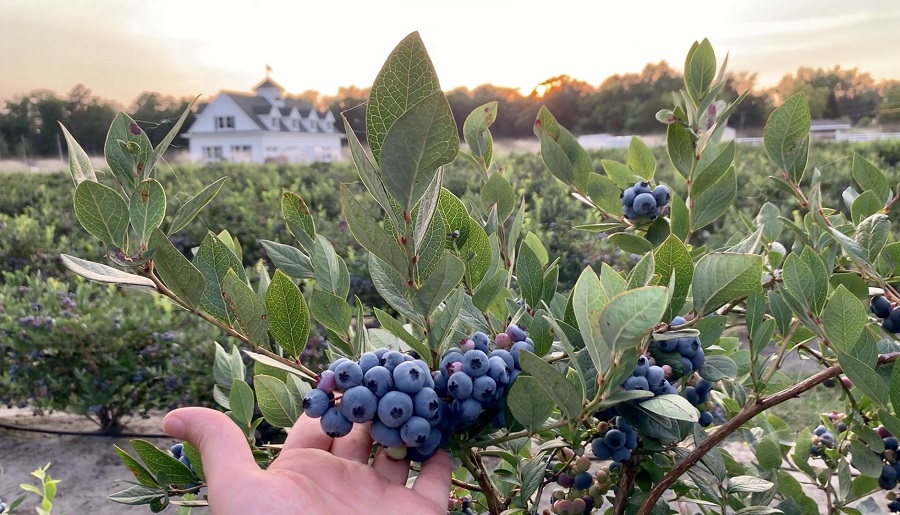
184 78 343 164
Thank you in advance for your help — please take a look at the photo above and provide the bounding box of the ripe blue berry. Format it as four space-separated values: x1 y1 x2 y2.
329 357 350 372
410 424 443 459
448 371 474 400
872 296 892 319
681 357 694 376
671 316 687 326
573 471 593 490
885 437 900 451
373 347 389 360
506 324 527 342
340 385 377 423
363 365 393 398
652 185 670 206
370 419 405 447
677 337 701 358
685 386 700 405
591 438 612 460
612 447 631 463
623 205 638 220
656 338 678 352
381 351 406 372
455 398 483 424
400 416 432 447
393 361 426 394
633 193 656 216
433 371 448 396
510 341 534 369
625 429 638 449
179 455 193 470
888 500 900 512
633 355 650 377
334 360 363 390
472 375 498 403
320 407 353 437
490 349 515 370
623 376 649 391
690 348 705 371
302 388 332 418
472 331 490 347
462 350 490 377
413 388 441 419
621 187 636 206
377 390 414 428
646 366 665 391
358 352 380 374
440 350 464 376
604 429 626 449
170 443 183 458
698 410 713 427
487 356 511 384
633 181 651 194
813 425 827 436
819 432 834 446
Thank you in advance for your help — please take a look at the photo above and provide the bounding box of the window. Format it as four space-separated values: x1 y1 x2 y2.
215 116 235 130
291 119 300 130
271 117 279 128
323 120 333 132
308 119 317 132
230 145 251 153
202 146 223 161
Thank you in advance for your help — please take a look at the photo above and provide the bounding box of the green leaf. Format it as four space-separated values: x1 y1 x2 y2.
145 97 197 179
654 234 693 321
457 216 491 288
516 240 544 308
829 226 879 278
892 362 900 416
366 31 441 164
481 172 516 221
533 106 591 191
699 355 738 382
243 350 310 381
822 286 867 353
691 253 763 315
838 351 887 408
341 185 408 277
851 190 883 226
147 230 203 308
60 254 155 289
507 376 553 431
669 192 689 241
59 122 97 184
229 378 255 429
343 116 400 232
369 254 423 325
312 235 350 299
517 455 546 507
523 232 549 266
608 233 653 254
464 101 497 162
727 476 775 494
855 213 890 263
281 191 316 252
374 308 430 364
131 440 196 485
222 270 269 347
599 286 668 353
113 445 159 488
253 375 299 428
168 177 227 236
851 153 890 203
849 439 884 478
107 484 166 506
194 232 246 323
666 123 694 179
627 137 656 180
74 180 129 247
763 93 810 183
379 90 458 212
105 112 152 191
310 288 351 338
692 142 735 198
415 251 465 316
690 166 736 232
782 247 829 316
572 266 608 373
599 262 627 299
755 439 783 471
259 239 314 280
601 159 639 188
684 39 716 103
181 443 205 482
518 351 583 421
413 168 443 252
627 251 655 289
265 270 310 359
640 394 699 422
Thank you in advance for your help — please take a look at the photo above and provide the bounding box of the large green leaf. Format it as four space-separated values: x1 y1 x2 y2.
148 230 203 308
369 254 423 325
666 123 694 179
379 90 458 212
838 351 887 408
413 168 443 252
516 239 544 308
763 93 810 183
781 247 829 316
507 376 553 432
223 270 269 347
572 266 607 373
692 253 762 315
167 177 227 236
130 179 166 244
457 216 491 288
341 185 408 277
310 288 351 338
113 445 159 488
253 375 299 428
627 137 656 180
599 286 668 353
855 213 890 263
229 378 255 429
281 191 316 252
366 31 441 164
415 251 465 316
463 101 497 162
74 180 129 247
312 235 350 299
533 106 591 192
640 394 699 422
692 142 735 197
59 122 97 184
130 440 196 485
851 153 890 203
194 231 247 323
654 234 693 321
60 254 155 290
684 39 716 103
821 286 867 353
105 112 152 192
265 270 310 359
690 166 736 232
601 159 639 188
481 172 516 221
259 239 314 280
518 351 583 421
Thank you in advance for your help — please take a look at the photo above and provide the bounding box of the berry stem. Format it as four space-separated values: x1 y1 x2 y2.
462 448 502 515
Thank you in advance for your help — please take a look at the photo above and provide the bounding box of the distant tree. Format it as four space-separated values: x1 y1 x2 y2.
584 62 682 135
130 92 196 151
774 66 879 123
532 75 594 133
722 72 772 132
65 85 116 155
323 86 370 143
878 84 900 126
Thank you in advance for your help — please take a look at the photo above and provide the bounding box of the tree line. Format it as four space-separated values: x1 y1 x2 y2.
2 62 900 159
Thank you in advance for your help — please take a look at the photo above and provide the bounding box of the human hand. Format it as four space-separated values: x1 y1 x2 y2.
163 407 452 514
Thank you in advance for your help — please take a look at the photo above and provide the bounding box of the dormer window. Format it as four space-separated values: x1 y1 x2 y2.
292 119 300 130
271 117 279 128
215 116 235 130
323 120 333 132
308 119 317 132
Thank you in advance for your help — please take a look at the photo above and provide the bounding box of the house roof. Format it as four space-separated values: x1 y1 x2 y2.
219 92 326 131
254 78 285 91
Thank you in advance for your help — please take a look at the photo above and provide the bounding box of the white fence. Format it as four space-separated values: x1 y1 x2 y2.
735 133 900 146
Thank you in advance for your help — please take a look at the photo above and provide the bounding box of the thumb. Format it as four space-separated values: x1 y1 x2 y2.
163 407 257 487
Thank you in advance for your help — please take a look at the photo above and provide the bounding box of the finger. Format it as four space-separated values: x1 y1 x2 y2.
281 413 333 452
329 422 374 463
162 407 257 487
412 449 452 508
372 446 411 485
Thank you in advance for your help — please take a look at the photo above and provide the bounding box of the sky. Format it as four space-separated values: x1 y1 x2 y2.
1 0 899 106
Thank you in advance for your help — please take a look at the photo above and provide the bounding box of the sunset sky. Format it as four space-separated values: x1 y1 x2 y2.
2 0 899 106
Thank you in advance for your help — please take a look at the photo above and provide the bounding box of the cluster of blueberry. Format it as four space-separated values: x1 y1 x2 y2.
649 316 705 379
621 182 670 222
864 425 900 512
550 458 602 514
872 296 900 334
810 424 837 457
170 442 194 473
591 417 639 464
302 324 530 462
684 379 715 427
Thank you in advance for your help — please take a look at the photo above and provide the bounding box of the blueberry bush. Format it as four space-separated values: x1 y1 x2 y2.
58 33 900 514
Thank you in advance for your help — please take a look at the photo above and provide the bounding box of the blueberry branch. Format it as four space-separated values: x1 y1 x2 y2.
635 352 900 515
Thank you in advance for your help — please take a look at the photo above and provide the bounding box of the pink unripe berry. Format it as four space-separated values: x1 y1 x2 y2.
573 455 591 473
495 332 512 349
647 356 656 365
449 362 463 374
461 339 475 351
561 447 575 460
661 365 672 378
317 370 336 393
572 498 586 513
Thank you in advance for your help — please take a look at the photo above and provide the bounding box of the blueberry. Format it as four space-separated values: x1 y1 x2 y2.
328 357 349 372
462 349 490 377
487 356 511 384
320 407 353 438
690 348 705 371
340 385 377 423
880 475 898 491
494 332 512 349
872 296 892 319
885 464 899 481
671 316 687 326
573 471 593 490
170 443 183 458
591 438 612 459
490 349 515 370
317 370 337 393
677 337 701 358
179 455 193 470
440 350 464 376
695 378 712 395
814 424 827 436
413 388 441 419
455 398 483 424
409 425 443 460
377 390 414 428
621 187 636 206
433 371 448 396
633 355 650 377
633 181 651 194
623 375 649 391
612 447 631 463
370 419 405 447
302 388 332 418
625 429 638 449
888 500 900 512
698 410 713 427
334 360 363 390
646 366 665 390
506 324 527 342
886 308 900 334
447 371 474 400
400 416 432 447
616 417 633 432
382 351 406 372
604 429 626 449
819 432 834 446
633 193 657 216
372 347 390 360
510 341 534 369
623 205 638 220
358 352 380 374
685 386 700 405
393 361 426 394
472 331 490 347
652 185 670 207
886 437 900 451
363 365 394 398
656 338 678 352
681 357 694 376
557 472 575 488
472 375 498 403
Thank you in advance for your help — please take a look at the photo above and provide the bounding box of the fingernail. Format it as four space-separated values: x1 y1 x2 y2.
163 413 185 437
